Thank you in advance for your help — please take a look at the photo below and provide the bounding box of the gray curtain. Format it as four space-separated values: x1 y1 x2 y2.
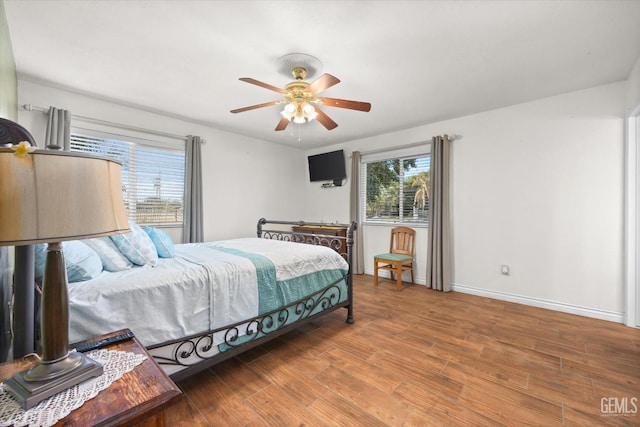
349 151 364 274
44 107 71 150
426 135 452 291
1 119 42 360
183 135 204 243
0 249 10 362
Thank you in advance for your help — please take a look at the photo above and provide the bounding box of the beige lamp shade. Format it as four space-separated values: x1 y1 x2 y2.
0 147 130 245
0 146 130 408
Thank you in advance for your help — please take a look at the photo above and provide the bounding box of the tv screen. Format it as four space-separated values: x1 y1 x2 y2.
308 149 347 183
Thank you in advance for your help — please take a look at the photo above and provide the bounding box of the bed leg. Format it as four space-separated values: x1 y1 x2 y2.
346 305 354 324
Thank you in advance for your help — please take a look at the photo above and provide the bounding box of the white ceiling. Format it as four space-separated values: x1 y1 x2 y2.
5 1 640 148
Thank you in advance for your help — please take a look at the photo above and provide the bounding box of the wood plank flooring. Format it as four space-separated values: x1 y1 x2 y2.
164 275 640 426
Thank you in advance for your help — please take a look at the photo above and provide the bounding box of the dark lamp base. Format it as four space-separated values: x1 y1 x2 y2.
4 352 103 410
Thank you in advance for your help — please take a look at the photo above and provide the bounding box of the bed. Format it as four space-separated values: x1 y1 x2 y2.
64 218 356 381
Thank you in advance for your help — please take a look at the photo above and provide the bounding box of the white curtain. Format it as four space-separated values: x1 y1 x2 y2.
183 135 204 243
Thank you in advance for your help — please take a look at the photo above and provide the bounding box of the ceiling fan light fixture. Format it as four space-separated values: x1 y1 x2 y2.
284 103 296 114
281 102 297 120
302 103 314 114
281 101 317 124
303 103 318 121
233 54 370 132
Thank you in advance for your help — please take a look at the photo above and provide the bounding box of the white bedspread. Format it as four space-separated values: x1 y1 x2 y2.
68 238 348 347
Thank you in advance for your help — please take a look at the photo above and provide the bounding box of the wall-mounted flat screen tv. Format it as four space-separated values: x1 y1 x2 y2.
308 149 347 184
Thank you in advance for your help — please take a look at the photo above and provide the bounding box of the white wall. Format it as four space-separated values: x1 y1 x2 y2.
625 56 640 327
16 79 307 242
305 82 626 321
0 0 16 121
17 78 627 322
452 82 624 320
627 56 640 113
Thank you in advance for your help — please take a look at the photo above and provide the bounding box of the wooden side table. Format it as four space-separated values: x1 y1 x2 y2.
292 225 348 255
292 225 348 238
0 329 181 426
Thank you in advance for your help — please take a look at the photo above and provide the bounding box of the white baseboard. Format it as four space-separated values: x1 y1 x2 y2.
450 283 624 324
362 270 623 323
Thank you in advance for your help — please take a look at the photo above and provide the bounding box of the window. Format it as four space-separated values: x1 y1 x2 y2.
361 148 431 225
70 131 185 226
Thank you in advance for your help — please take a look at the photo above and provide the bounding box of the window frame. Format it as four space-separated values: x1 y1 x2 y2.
360 143 431 228
69 127 186 227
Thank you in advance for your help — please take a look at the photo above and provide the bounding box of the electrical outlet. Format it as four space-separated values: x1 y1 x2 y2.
501 265 510 275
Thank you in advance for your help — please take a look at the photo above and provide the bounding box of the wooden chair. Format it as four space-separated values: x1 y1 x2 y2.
373 226 415 290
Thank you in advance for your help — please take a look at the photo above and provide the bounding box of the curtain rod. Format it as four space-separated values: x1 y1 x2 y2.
22 104 187 142
356 134 461 156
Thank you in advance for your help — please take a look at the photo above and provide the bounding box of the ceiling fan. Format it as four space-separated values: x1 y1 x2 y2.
230 55 371 132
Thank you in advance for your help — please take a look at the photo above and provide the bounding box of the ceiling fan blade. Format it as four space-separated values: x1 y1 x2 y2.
230 100 281 114
306 73 340 96
275 117 290 131
314 107 338 130
239 77 285 94
317 97 371 112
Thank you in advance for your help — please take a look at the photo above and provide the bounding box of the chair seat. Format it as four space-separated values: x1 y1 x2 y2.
374 253 413 262
374 226 416 290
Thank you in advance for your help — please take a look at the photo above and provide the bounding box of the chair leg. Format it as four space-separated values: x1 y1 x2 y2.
410 265 414 285
374 260 378 286
396 265 402 291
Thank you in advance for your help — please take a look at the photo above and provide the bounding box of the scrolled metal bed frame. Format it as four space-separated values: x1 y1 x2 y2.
147 218 356 381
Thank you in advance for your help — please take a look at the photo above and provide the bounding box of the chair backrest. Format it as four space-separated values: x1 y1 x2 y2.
389 226 415 257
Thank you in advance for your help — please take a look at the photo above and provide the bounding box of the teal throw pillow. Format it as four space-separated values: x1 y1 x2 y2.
34 241 103 283
110 221 159 267
143 227 176 258
84 237 133 272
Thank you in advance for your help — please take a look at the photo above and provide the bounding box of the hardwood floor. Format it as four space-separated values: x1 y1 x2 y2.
164 275 640 426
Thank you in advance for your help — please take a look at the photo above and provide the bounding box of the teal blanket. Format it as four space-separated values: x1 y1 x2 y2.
201 243 348 348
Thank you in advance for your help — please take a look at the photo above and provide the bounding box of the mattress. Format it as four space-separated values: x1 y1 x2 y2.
68 237 349 347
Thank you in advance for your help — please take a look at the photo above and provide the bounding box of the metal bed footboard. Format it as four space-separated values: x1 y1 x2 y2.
148 275 349 382
257 218 356 324
148 218 357 381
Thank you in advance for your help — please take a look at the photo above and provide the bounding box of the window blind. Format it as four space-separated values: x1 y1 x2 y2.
70 131 186 226
360 148 431 225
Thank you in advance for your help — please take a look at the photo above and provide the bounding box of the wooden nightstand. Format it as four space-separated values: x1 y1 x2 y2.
292 225 348 255
0 329 181 426
292 225 348 238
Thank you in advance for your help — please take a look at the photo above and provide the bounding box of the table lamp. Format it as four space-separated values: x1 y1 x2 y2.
0 124 129 409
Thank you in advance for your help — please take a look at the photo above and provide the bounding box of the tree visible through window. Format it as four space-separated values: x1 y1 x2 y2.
70 132 185 226
363 155 430 224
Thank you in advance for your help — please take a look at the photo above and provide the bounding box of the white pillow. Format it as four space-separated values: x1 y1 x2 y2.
110 221 159 267
84 237 133 272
